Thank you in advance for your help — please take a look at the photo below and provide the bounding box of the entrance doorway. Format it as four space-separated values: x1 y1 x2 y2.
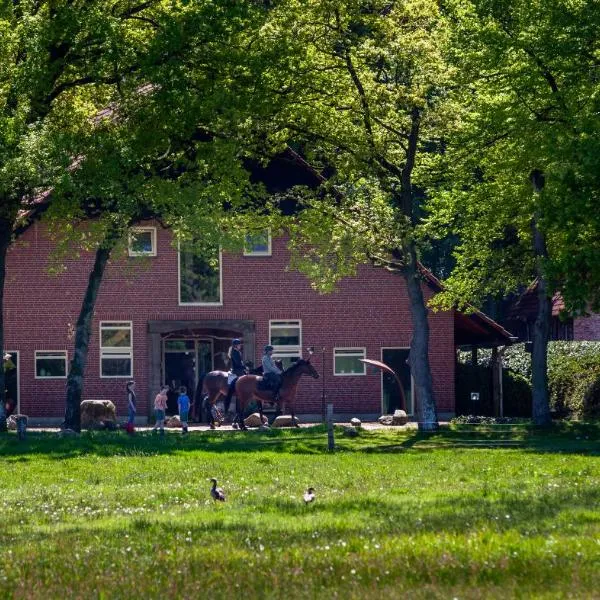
381 348 413 415
163 339 214 415
3 351 19 416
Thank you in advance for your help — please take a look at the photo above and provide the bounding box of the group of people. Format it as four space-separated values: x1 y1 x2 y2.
126 379 191 436
125 338 283 435
225 338 283 401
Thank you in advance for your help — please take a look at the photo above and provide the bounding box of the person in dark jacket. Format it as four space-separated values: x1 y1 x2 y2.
223 338 246 414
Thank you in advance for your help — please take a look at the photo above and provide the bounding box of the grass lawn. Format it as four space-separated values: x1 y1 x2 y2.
0 424 599 599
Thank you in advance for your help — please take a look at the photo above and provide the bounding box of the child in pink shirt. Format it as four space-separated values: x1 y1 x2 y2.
153 385 169 436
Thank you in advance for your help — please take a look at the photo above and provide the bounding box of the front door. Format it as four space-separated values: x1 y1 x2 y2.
162 339 214 415
381 348 413 415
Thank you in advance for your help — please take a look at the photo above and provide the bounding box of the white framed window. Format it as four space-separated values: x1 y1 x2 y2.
128 227 157 257
35 351 67 379
333 348 366 376
269 320 302 369
178 243 222 305
100 321 133 378
244 230 272 256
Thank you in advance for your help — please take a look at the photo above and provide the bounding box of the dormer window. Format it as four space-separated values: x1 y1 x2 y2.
128 227 157 257
244 230 271 256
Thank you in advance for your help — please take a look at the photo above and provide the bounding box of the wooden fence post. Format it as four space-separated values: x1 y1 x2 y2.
327 403 334 451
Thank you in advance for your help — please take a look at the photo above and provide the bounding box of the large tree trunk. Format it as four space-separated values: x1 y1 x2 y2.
531 209 552 426
0 218 11 432
531 274 552 425
404 243 439 431
63 237 116 431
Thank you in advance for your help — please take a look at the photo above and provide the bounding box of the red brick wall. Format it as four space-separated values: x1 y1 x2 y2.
5 222 455 419
574 313 600 341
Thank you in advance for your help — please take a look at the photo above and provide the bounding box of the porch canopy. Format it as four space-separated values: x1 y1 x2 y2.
454 310 515 348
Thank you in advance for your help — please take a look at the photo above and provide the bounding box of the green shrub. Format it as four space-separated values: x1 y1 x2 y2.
458 342 600 420
549 353 600 419
583 376 600 419
503 371 532 417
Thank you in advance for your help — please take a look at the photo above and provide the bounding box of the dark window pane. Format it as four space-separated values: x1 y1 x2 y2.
245 232 270 254
36 358 66 377
180 247 221 304
165 340 195 351
271 328 300 346
101 358 132 377
130 231 153 254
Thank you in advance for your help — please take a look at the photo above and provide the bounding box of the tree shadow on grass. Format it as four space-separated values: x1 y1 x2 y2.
0 423 598 461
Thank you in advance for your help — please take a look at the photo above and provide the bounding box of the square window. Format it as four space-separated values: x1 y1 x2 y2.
100 321 133 377
128 227 156 257
334 348 366 376
244 230 272 256
35 351 67 378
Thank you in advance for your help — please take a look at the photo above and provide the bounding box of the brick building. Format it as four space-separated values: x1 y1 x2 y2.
3 221 511 424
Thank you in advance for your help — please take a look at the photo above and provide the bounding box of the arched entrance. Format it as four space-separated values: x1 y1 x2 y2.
147 320 255 420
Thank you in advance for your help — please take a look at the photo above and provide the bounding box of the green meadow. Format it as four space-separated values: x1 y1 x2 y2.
0 424 599 599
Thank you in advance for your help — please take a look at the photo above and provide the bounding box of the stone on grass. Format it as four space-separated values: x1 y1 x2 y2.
272 415 300 428
59 428 79 437
244 412 268 428
7 414 28 430
378 415 394 426
392 409 408 425
166 415 182 428
343 425 359 437
81 400 117 430
350 417 362 427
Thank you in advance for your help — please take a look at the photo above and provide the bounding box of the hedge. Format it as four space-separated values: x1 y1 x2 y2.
457 342 600 419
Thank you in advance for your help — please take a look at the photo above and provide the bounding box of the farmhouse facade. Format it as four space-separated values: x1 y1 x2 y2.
3 221 511 424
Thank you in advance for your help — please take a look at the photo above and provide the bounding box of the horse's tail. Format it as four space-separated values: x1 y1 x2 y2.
196 373 207 401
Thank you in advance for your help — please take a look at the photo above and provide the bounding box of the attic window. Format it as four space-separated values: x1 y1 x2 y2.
244 230 271 256
128 227 156 257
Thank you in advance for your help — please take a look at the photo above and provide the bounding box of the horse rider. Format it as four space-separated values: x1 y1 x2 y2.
262 344 282 400
223 338 246 416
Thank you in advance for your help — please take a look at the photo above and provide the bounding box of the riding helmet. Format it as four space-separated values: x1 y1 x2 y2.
232 338 241 346
264 344 274 353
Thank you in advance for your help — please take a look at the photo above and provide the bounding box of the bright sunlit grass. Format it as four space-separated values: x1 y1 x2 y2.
0 424 599 599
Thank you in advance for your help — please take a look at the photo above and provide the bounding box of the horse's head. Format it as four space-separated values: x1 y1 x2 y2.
295 359 319 379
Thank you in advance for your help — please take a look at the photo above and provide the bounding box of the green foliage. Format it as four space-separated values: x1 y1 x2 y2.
459 342 600 418
426 0 600 313
255 0 456 287
549 352 600 419
0 427 599 598
503 371 533 418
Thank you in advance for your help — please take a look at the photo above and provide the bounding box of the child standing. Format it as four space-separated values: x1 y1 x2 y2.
126 380 136 435
178 385 190 435
153 385 169 436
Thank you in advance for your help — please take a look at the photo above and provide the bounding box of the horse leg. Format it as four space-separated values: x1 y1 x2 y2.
257 399 267 427
223 380 235 415
236 391 248 431
207 394 219 429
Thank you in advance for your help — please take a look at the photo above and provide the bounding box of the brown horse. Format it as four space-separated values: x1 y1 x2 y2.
200 363 271 427
234 358 319 429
